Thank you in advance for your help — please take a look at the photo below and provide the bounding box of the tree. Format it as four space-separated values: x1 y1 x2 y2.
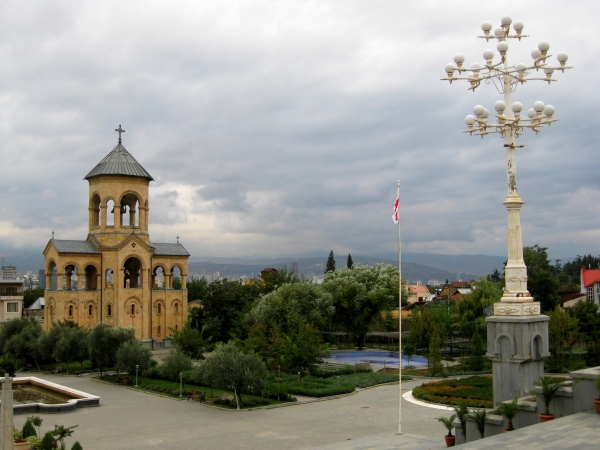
523 245 559 312
269 324 328 380
88 325 135 373
568 301 600 346
116 340 152 377
172 276 181 290
403 342 416 367
465 331 485 371
51 425 78 450
489 268 502 283
27 415 43 438
71 442 82 450
23 287 45 309
428 326 443 376
4 319 43 367
53 327 82 374
194 342 268 407
0 317 41 353
325 251 336 274
322 264 399 350
347 254 353 269
159 349 193 387
187 277 209 302
170 322 206 359
249 282 333 334
408 303 450 354
547 306 579 372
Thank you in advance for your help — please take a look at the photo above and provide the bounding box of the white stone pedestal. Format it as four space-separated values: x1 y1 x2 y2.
486 314 550 406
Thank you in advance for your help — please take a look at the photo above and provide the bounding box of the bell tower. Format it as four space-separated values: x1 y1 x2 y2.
85 125 153 248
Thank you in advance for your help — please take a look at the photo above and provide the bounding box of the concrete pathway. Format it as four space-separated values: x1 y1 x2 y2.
13 373 447 450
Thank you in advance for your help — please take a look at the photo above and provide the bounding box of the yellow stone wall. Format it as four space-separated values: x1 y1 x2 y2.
43 172 188 344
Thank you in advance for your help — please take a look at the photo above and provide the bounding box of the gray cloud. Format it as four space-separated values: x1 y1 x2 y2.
0 1 599 262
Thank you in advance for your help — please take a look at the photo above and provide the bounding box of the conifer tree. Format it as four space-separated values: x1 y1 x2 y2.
325 251 336 274
346 254 353 269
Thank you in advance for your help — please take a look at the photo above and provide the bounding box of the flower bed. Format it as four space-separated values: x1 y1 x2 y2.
412 376 493 408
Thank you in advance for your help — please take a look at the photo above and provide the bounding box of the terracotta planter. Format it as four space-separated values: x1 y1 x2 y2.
593 398 600 414
14 441 31 450
444 435 455 447
539 413 555 422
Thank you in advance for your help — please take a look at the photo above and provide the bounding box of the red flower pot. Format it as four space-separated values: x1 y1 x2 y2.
444 435 455 447
539 413 555 422
593 398 600 414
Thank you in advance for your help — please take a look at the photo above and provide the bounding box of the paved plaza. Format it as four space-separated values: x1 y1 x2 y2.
13 373 444 450
13 373 600 449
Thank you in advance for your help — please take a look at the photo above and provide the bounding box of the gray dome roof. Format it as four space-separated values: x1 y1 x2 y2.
84 144 154 180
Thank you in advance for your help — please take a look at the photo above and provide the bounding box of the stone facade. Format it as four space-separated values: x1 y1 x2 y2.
42 141 189 346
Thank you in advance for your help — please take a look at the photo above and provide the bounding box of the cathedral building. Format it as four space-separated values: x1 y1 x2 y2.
43 127 189 347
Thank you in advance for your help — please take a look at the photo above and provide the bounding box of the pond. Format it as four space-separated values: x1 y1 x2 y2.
326 351 428 368
0 377 100 414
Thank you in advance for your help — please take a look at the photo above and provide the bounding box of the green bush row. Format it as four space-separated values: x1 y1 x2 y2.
412 385 493 408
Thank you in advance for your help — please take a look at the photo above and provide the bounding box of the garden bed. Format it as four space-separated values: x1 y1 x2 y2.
412 376 493 408
95 375 288 409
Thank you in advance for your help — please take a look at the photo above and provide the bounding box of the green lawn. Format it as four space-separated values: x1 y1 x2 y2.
96 374 288 409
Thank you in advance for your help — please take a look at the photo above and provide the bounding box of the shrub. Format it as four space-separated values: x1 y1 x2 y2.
245 400 256 407
39 432 58 450
71 442 83 450
22 420 37 439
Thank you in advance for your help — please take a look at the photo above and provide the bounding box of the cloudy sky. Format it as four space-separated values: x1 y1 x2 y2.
0 0 598 261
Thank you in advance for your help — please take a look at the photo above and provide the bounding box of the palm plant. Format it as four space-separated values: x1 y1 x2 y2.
51 425 78 450
534 377 565 415
468 408 487 439
453 402 469 439
496 397 519 431
437 413 457 437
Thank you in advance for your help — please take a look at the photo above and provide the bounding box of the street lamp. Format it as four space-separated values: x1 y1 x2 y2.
442 16 572 315
135 364 139 387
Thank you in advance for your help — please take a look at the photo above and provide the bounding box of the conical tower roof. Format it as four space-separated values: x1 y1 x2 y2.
84 143 154 180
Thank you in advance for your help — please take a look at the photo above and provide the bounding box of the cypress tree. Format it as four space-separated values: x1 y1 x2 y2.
22 420 37 439
347 254 353 269
325 251 336 273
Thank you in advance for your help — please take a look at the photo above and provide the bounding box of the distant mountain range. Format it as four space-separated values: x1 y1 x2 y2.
0 248 510 285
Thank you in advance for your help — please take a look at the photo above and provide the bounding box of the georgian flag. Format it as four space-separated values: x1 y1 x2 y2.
392 186 399 224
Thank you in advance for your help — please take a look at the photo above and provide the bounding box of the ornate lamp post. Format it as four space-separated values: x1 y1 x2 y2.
443 16 572 405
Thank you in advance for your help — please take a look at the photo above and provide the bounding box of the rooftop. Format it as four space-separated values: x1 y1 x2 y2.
84 143 154 181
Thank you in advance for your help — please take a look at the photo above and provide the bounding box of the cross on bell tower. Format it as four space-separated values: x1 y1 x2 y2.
115 125 125 144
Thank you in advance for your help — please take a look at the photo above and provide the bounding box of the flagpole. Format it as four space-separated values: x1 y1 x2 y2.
397 180 402 435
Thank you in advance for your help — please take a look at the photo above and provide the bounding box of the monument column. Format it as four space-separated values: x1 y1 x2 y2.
1 374 14 450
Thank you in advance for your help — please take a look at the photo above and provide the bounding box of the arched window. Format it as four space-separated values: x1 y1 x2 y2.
49 304 54 316
157 303 162 314
175 324 178 331
157 325 161 336
131 304 135 315
174 303 179 314
107 304 112 316
88 305 93 316
68 305 73 317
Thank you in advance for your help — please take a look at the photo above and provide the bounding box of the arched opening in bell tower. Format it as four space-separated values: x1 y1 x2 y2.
120 193 141 227
124 257 142 289
90 194 101 227
106 199 115 226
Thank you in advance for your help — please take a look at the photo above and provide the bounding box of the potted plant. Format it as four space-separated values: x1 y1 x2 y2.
534 376 565 422
468 408 487 439
496 397 519 431
14 428 31 449
593 375 600 414
437 413 457 447
453 402 468 441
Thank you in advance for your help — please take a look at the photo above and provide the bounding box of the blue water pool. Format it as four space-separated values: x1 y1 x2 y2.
326 351 428 368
